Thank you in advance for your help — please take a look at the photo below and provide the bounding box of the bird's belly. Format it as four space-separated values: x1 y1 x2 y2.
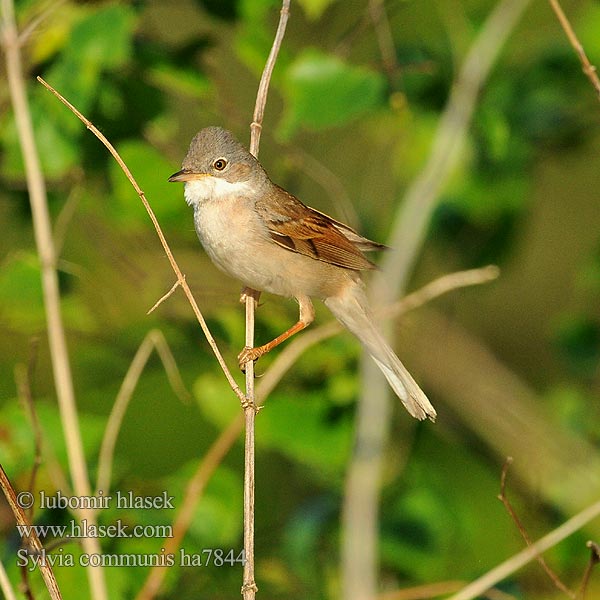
194 200 297 296
193 200 351 299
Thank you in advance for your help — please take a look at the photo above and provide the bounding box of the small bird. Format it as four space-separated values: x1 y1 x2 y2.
169 127 436 421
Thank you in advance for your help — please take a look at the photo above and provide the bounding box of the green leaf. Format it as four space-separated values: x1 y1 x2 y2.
68 4 135 71
44 3 136 120
295 0 337 20
256 392 352 479
279 50 386 138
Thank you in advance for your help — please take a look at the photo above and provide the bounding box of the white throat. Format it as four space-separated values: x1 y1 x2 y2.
183 176 252 207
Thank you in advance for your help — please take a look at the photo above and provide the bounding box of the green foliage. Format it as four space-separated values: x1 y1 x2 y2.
279 49 387 138
296 0 338 20
1 0 600 598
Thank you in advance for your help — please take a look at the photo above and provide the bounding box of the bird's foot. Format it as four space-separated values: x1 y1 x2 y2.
238 345 265 372
239 287 261 306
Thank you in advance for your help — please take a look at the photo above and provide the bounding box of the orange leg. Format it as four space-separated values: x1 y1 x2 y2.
238 295 315 371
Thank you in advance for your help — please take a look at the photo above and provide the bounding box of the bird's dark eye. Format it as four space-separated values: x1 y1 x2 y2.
213 158 228 171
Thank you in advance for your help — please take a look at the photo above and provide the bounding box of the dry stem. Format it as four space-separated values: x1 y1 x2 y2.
2 0 107 596
135 266 498 599
498 458 575 597
447 500 600 600
578 541 600 598
0 464 62 599
242 2 290 598
37 76 245 405
548 0 600 99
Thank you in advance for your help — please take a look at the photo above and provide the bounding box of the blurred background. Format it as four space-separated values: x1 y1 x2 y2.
1 0 600 598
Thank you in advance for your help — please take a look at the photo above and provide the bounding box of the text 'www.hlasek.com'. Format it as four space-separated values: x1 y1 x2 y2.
14 490 246 571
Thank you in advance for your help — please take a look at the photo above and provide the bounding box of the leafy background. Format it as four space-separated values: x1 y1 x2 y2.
1 0 600 598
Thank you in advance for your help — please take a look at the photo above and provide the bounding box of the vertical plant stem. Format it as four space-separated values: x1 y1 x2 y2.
242 293 258 599
242 3 290 597
342 0 533 598
1 2 107 598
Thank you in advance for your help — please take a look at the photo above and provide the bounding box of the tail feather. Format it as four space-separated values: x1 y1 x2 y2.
325 284 436 422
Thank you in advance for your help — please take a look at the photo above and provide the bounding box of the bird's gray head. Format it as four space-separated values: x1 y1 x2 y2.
168 127 267 205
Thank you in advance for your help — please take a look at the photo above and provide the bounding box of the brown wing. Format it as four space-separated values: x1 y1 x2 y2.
255 185 382 271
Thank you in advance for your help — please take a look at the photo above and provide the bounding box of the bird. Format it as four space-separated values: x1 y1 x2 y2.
169 126 436 421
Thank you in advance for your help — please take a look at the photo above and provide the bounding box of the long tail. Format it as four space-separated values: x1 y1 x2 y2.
324 284 436 421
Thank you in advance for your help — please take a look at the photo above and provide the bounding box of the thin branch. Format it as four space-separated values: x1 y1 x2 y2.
447 500 600 600
578 541 600 598
257 265 500 402
147 279 182 314
135 266 498 600
14 354 43 600
37 76 245 405
1 1 107 596
249 0 290 156
0 464 62 599
96 329 191 494
548 0 600 99
243 2 291 598
498 458 575 598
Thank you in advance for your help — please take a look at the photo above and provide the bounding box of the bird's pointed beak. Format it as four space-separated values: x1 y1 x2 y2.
168 169 208 183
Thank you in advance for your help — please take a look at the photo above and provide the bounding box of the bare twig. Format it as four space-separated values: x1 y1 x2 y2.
2 1 107 596
135 266 498 599
344 1 533 597
548 0 600 99
0 464 62 599
577 541 600 599
248 0 290 156
96 329 190 493
257 265 499 402
498 458 575 597
447 500 600 600
147 279 182 314
37 76 245 405
243 2 291 598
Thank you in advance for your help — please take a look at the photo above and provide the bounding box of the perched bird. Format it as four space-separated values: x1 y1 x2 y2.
169 127 435 421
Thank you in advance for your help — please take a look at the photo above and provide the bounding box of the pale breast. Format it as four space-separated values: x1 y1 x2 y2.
188 180 355 300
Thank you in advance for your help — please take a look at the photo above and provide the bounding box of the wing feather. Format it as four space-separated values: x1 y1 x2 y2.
256 185 382 271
